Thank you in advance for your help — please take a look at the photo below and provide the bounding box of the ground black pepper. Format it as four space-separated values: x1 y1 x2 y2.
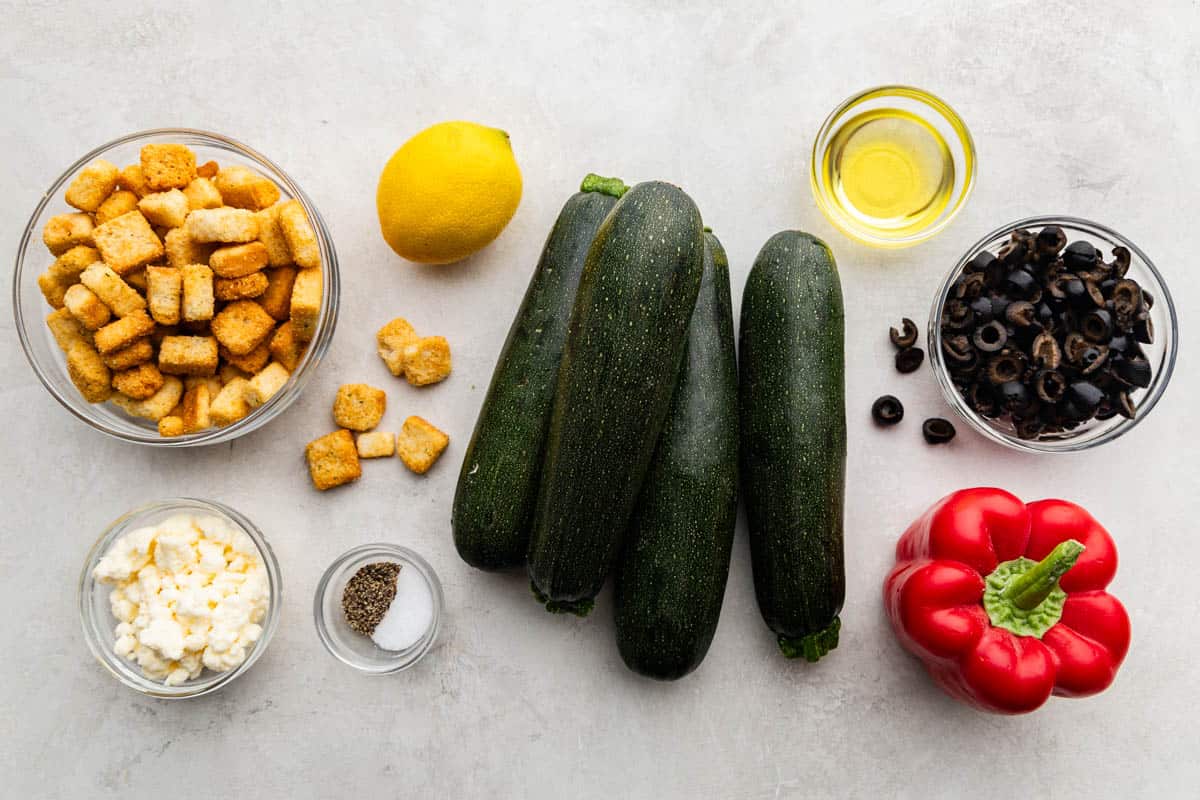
342 562 401 636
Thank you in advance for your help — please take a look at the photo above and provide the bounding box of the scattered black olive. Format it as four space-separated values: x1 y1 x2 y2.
889 318 919 349
1034 369 1067 403
895 347 925 374
1081 308 1114 343
922 418 957 445
871 395 904 426
1005 301 1036 328
1063 240 1098 271
972 320 1008 353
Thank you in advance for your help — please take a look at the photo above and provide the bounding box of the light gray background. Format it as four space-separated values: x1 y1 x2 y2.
2 1 1197 797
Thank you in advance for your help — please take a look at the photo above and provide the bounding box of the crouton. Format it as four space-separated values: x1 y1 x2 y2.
332 383 386 432
375 317 418 376
289 268 321 341
118 163 151 197
95 190 140 225
65 159 119 212
179 383 212 433
396 416 449 474
112 375 183 421
255 205 293 267
268 320 306 371
210 377 251 426
214 165 280 211
91 211 163 274
63 283 112 330
137 189 189 228
184 375 223 398
214 271 268 301
276 199 320 268
94 310 155 354
181 264 215 322
124 268 148 291
158 335 218 376
218 362 248 384
210 241 269 278
141 143 196 190
220 340 270 374
259 266 296 320
79 261 146 318
212 300 274 355
184 207 258 243
46 308 90 351
38 272 68 308
356 431 395 459
43 213 94 255
183 177 223 210
66 340 112 403
164 227 215 268
111 362 165 400
47 245 100 283
157 416 185 437
197 160 218 178
402 336 452 386
101 338 154 370
305 429 361 491
145 266 182 325
244 362 289 408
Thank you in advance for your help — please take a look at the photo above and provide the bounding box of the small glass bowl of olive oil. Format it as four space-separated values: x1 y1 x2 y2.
811 86 976 248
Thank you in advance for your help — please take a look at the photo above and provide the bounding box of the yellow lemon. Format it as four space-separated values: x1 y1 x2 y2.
376 121 523 264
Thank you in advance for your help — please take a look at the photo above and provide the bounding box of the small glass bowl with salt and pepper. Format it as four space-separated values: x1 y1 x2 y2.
314 543 443 674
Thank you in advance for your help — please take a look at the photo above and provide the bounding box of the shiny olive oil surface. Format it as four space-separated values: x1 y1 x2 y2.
820 108 954 237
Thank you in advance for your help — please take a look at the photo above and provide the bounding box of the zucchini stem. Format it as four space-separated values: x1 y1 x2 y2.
778 616 841 662
581 173 629 198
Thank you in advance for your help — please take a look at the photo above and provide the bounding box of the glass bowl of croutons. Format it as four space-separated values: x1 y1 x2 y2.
13 129 339 445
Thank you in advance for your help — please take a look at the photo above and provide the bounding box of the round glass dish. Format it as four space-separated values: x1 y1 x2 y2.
810 85 976 248
78 497 281 698
929 216 1178 453
314 543 443 674
13 128 340 446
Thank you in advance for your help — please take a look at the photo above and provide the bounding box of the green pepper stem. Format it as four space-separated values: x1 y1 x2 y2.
1004 539 1085 611
580 173 628 198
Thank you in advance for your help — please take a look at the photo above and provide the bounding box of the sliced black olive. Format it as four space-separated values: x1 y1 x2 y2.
969 381 998 417
998 239 1028 266
1081 308 1114 343
942 299 973 330
983 256 1008 289
966 251 998 274
948 348 980 375
1031 332 1062 369
1048 272 1076 302
942 334 974 362
895 347 925 374
1067 381 1104 412
1111 279 1142 318
1080 345 1110 375
1063 240 1098 271
999 381 1035 414
1059 400 1091 422
1112 355 1152 388
1133 314 1154 345
1063 332 1091 364
986 351 1024 384
871 395 904 426
1034 369 1067 403
1110 246 1131 277
1084 279 1106 308
972 320 1008 353
922 418 957 445
1095 400 1118 421
1142 289 1154 310
1035 301 1056 329
889 318 918 349
1005 300 1036 327
1116 390 1137 419
1014 416 1046 440
1036 226 1067 256
954 271 987 300
968 295 996 323
1108 333 1130 353
1005 269 1038 299
1099 278 1116 297
1064 277 1091 310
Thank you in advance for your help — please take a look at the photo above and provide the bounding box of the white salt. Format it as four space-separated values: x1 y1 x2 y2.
371 564 433 651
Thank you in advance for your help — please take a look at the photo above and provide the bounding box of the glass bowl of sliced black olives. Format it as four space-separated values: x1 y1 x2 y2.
930 216 1177 452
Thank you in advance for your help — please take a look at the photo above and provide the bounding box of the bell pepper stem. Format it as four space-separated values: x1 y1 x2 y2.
1003 539 1085 611
580 173 629 198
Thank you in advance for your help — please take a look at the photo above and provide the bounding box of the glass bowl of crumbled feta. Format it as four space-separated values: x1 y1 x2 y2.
78 498 281 698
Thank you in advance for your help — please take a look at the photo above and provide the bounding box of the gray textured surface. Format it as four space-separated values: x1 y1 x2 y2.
2 1 1197 797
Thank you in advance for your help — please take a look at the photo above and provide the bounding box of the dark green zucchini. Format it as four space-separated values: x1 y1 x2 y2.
527 181 705 615
613 231 738 679
452 176 626 570
739 231 846 661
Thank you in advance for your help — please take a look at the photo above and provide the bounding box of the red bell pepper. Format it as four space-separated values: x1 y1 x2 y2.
884 487 1130 714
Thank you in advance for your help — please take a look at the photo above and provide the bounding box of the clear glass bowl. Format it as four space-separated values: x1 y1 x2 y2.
929 216 1178 453
810 85 976 248
78 498 282 698
314 543 443 674
13 128 340 446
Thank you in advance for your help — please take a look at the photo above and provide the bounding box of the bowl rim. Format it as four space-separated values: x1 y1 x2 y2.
13 127 340 447
78 496 282 698
928 214 1179 453
313 542 444 675
810 84 977 248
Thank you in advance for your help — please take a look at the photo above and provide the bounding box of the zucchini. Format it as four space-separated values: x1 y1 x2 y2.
527 181 705 615
613 231 738 679
738 231 846 661
452 176 626 570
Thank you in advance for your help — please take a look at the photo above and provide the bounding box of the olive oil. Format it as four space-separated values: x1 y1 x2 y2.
820 108 954 238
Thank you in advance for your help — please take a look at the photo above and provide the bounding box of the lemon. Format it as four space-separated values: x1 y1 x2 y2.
376 121 523 264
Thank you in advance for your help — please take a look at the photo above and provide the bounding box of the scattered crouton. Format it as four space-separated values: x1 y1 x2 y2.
210 377 251 426
118 164 151 197
277 199 320 268
141 143 196 190
145 266 182 325
244 362 290 408
268 320 306 371
196 160 219 179
80 261 146 318
112 375 183 421
101 338 154 370
91 210 163 274
289 268 321 340
112 362 165 400
255 205 292 267
396 416 449 474
214 271 268 301
181 264 215 322
356 431 395 459
402 336 452 386
157 416 185 437
305 429 361 491
220 340 270 374
212 300 274 355
64 284 112 330
43 213 94 255
66 340 112 403
179 383 212 432
185 207 258 243
94 310 155 354
65 159 119 212
215 165 280 211
137 189 189 228
210 241 269 278
38 271 68 308
375 317 418 376
158 335 219 376
95 190 140 225
46 308 90 352
183 177 223 210
259 266 296 320
332 384 386 432
164 227 215 268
